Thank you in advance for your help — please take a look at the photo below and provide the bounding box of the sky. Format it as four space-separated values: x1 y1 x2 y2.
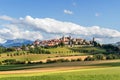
0 0 120 44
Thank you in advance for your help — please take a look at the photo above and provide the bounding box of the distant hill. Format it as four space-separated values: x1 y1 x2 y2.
113 42 120 47
116 42 120 46
2 39 33 47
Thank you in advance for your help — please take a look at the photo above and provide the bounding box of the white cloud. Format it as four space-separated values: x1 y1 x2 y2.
0 15 14 21
0 15 120 43
0 24 43 43
0 38 6 44
19 16 120 38
94 38 103 42
64 9 73 15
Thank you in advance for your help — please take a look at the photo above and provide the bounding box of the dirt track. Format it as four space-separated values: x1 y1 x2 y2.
0 66 95 75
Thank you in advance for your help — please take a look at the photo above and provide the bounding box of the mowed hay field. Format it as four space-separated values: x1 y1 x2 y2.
0 60 120 80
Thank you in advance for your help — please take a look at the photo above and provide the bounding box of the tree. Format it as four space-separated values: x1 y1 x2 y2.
6 47 16 52
29 47 34 53
21 44 26 51
106 54 119 60
0 47 6 53
34 46 40 54
93 54 105 60
59 42 65 47
93 41 100 47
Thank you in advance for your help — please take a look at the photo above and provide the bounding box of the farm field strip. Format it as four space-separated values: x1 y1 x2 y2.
0 59 120 71
0 67 120 80
0 60 120 80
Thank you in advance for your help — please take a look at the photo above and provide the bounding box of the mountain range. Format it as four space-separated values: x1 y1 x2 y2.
1 39 33 47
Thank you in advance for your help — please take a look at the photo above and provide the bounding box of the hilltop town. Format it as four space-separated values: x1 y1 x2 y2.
33 36 95 47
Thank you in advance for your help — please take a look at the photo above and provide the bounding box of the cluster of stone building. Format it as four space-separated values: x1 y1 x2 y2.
33 36 95 47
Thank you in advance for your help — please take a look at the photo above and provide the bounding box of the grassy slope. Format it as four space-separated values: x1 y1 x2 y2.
44 46 106 54
0 60 120 80
0 46 106 62
70 46 106 53
0 67 120 80
0 53 58 61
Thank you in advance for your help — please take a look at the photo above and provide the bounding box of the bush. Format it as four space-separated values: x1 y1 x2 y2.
2 59 17 65
7 54 9 56
46 58 71 63
63 59 70 62
46 59 57 63
15 61 26 64
38 61 43 64
106 54 119 60
45 51 51 54
6 48 16 52
84 56 95 61
58 59 70 62
31 61 43 64
76 58 82 61
71 59 76 62
93 54 105 60
56 59 64 62
0 61 2 65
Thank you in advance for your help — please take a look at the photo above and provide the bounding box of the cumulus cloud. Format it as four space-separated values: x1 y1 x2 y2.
0 23 43 43
18 16 120 38
0 15 120 43
0 38 6 44
64 9 73 15
0 15 14 21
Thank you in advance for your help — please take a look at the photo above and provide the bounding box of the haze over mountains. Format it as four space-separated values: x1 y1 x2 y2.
1 39 33 47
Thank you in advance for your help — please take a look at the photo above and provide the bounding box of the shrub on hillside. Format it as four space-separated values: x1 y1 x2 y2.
46 59 57 63
71 59 77 62
106 54 119 60
2 59 17 65
84 56 95 61
46 58 71 64
76 58 82 61
63 59 70 62
56 59 64 62
45 51 51 54
93 54 105 60
0 61 2 65
6 48 16 52
57 59 70 62
36 61 43 64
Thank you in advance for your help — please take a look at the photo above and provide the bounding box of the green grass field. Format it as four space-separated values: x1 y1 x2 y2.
0 67 120 80
0 46 118 80
0 60 120 80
